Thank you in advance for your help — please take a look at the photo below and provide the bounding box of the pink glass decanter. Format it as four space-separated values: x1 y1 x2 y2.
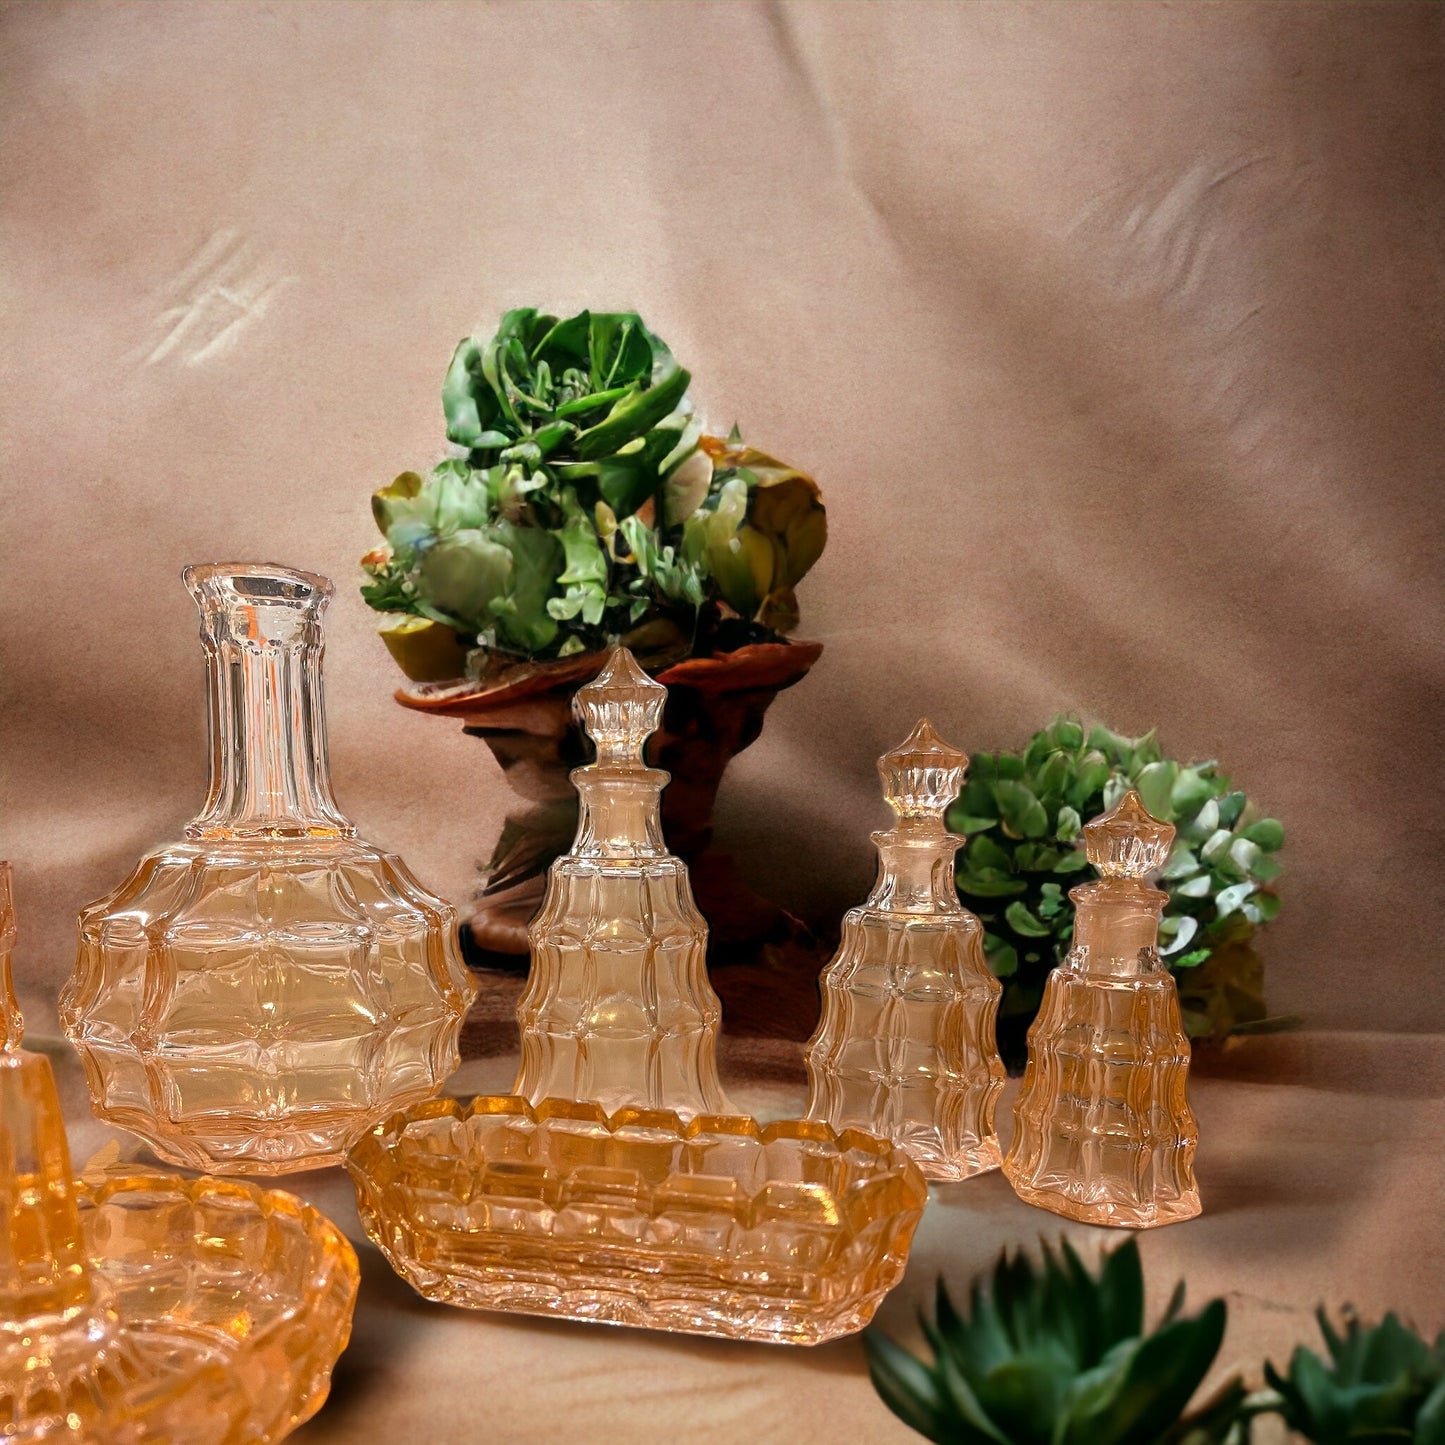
804 719 1005 1180
61 564 476 1175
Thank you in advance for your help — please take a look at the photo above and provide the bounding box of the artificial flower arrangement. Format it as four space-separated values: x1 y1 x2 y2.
361 307 826 682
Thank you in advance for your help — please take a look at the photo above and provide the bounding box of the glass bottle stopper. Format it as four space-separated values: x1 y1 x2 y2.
1083 789 1176 879
573 645 667 770
878 717 968 825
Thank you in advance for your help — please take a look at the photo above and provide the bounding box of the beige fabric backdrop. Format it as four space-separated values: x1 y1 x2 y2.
2 0 1442 1040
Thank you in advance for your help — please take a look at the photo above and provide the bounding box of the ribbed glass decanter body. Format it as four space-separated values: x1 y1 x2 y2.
806 820 1005 1181
61 565 474 1175
516 762 728 1119
1003 878 1200 1227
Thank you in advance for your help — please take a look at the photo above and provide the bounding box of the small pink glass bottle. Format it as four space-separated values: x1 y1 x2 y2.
1004 790 1201 1227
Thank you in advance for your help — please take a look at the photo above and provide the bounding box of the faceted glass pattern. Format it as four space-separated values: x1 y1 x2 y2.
348 1094 927 1345
516 648 728 1118
1004 791 1201 1228
61 565 474 1174
805 721 1005 1180
1 861 358 1443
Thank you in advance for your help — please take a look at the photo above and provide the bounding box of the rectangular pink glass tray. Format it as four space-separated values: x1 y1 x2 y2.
348 1095 927 1345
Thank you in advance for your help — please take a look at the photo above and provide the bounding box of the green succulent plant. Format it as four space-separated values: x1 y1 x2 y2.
865 1237 1247 1445
361 307 825 678
1260 1310 1445 1444
948 716 1286 1067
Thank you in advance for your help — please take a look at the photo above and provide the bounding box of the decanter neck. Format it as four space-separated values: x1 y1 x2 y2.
1066 878 1167 977
184 565 352 840
867 821 964 914
570 767 669 858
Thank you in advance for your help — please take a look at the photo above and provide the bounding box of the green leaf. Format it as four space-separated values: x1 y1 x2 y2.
1036 752 1072 800
1170 947 1212 970
1170 768 1217 821
1173 874 1213 898
417 529 511 626
957 777 1000 823
1067 753 1112 810
968 834 1015 873
1160 915 1199 955
984 935 1020 978
1061 1302 1227 1445
1005 901 1053 938
1050 717 1085 751
1180 797 1220 843
488 522 563 653
1243 893 1281 924
1228 837 1262 876
1251 855 1283 884
1216 791 1247 829
1097 1239 1146 1343
574 364 691 460
863 1331 954 1443
442 337 486 446
1056 805 1082 842
953 815 1003 836
1015 844 1064 873
994 780 1049 839
1242 818 1284 851
1136 761 1179 821
1415 1378 1445 1445
1052 851 1089 874
1214 881 1257 918
959 871 1029 899
1200 828 1234 864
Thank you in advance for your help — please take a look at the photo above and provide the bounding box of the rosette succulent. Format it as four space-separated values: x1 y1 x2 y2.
866 1238 1248 1445
1261 1311 1445 1444
949 717 1285 1066
361 308 825 678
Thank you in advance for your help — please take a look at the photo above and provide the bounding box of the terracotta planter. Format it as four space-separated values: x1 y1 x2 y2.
395 641 824 977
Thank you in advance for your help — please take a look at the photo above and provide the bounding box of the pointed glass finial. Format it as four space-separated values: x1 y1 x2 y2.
0 861 19 1051
573 646 667 769
878 718 969 821
1083 789 1175 878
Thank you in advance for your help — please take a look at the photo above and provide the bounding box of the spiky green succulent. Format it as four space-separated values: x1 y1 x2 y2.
1260 1310 1445 1444
948 717 1286 1066
361 308 825 677
865 1237 1247 1445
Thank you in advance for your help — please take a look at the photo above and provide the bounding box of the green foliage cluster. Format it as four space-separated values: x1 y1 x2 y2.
948 717 1285 1064
866 1238 1244 1445
361 307 824 675
1265 1311 1445 1444
867 1241 1445 1445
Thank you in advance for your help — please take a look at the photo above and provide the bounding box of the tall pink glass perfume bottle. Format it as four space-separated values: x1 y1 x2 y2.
61 564 475 1175
515 647 729 1117
804 720 1005 1180
1003 790 1201 1227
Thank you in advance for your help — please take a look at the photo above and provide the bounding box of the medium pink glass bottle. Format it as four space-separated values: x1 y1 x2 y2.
804 720 1005 1180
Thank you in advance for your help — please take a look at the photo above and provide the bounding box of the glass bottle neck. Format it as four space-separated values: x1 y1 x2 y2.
569 767 669 859
866 822 964 914
184 565 352 840
1066 878 1166 977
